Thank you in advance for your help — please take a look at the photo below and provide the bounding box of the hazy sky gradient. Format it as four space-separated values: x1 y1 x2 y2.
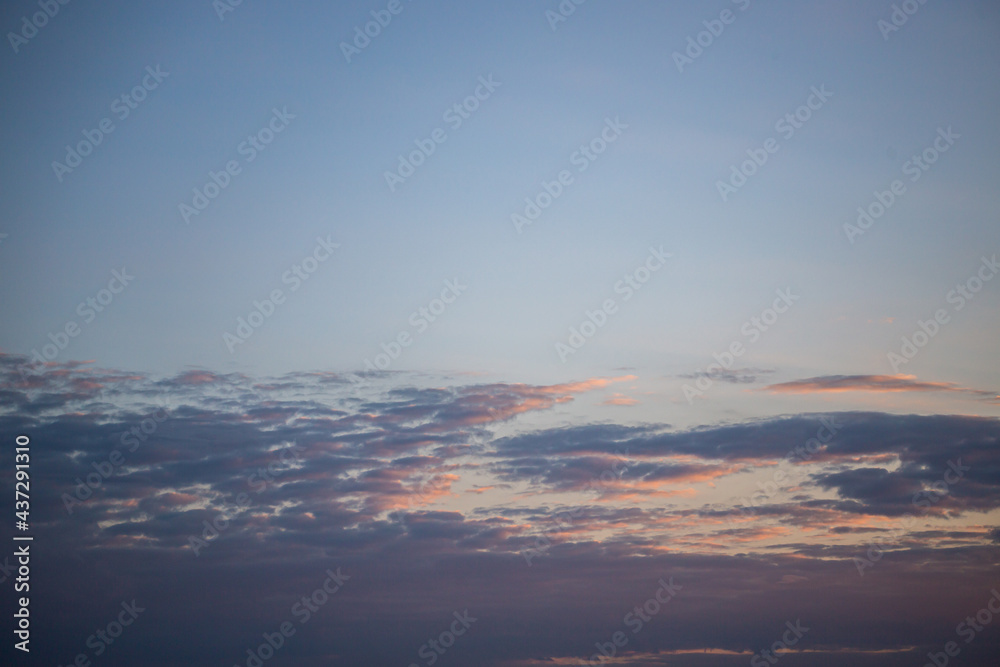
1 1 999 666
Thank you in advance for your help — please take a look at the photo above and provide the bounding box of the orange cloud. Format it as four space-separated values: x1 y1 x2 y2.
535 375 637 395
175 370 222 385
376 473 461 511
449 375 637 427
602 393 639 406
762 374 997 398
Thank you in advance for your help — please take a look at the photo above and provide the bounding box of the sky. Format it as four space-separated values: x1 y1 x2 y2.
1 1 999 666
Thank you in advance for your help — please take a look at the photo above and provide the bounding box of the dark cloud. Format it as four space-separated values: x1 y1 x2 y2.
2 354 999 666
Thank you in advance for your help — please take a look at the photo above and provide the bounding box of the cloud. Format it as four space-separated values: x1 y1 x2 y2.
679 367 775 384
603 392 639 406
762 374 999 400
3 354 1000 666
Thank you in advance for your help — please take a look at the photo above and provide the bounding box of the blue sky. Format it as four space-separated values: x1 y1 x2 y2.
2 2 1000 666
3 0 998 402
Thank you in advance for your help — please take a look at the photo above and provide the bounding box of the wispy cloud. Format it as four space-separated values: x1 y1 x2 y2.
679 367 775 384
603 392 639 406
762 374 999 400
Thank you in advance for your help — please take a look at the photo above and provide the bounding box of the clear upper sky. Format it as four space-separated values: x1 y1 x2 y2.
3 0 998 416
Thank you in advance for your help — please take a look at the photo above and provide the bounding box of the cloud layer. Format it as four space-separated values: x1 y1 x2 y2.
2 354 999 666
